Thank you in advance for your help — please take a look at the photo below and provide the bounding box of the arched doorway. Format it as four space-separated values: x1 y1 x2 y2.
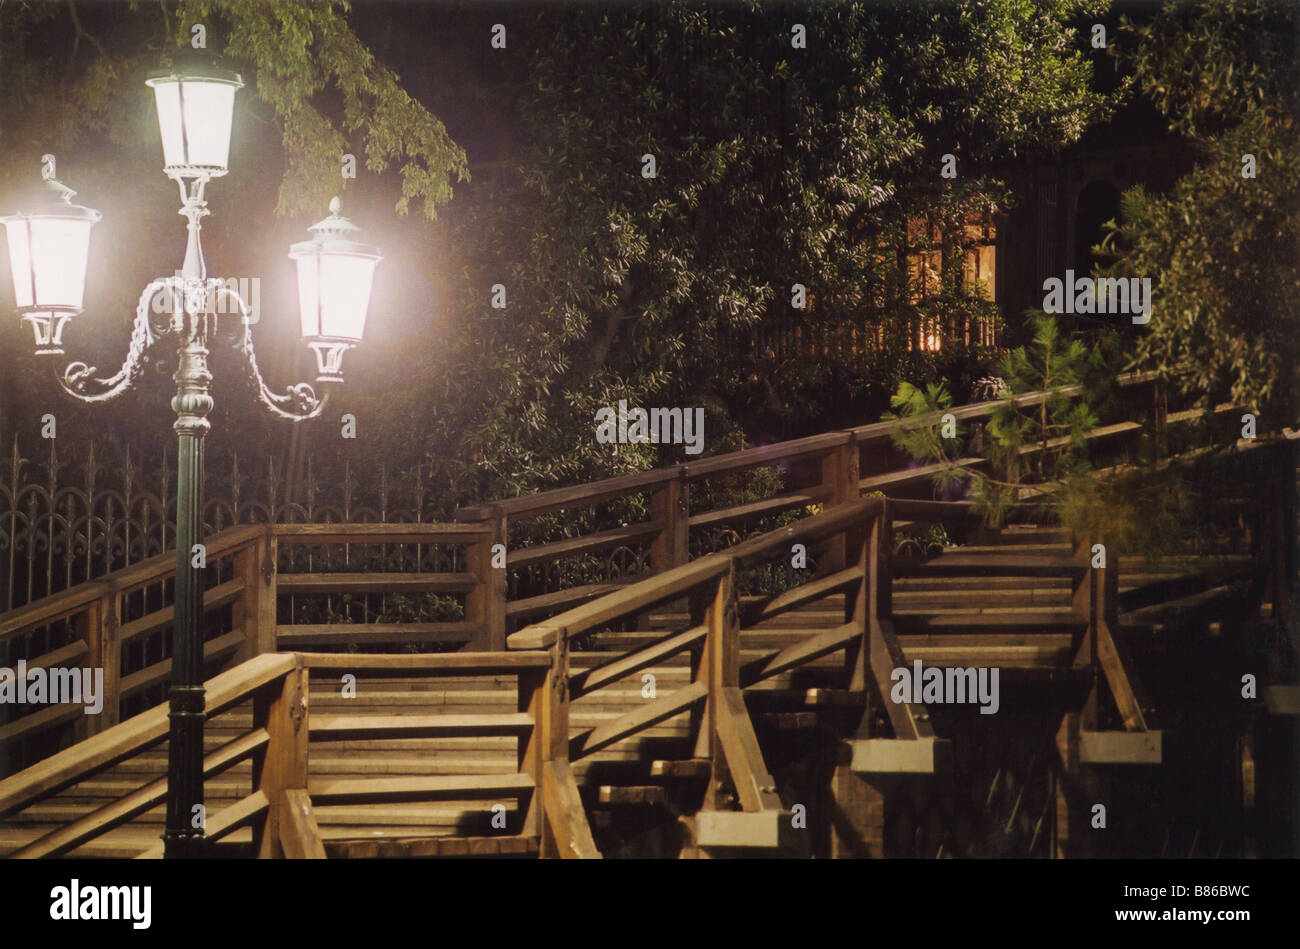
1073 179 1122 278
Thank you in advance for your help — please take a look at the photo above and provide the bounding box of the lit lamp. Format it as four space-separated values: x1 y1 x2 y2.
145 66 243 179
290 197 383 381
0 176 101 354
0 58 383 859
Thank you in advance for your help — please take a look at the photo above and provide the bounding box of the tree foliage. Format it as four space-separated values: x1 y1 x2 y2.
420 0 1112 505
1101 0 1299 420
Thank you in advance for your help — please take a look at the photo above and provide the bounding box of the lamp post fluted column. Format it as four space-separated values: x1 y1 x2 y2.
163 308 214 857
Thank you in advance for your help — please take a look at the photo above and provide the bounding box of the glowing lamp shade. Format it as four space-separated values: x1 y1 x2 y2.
1 178 101 313
145 68 243 177
289 198 382 344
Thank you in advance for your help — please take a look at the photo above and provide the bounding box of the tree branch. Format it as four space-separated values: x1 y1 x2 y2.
68 2 118 79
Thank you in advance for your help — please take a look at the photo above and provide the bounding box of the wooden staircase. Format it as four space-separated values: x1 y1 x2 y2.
0 372 1292 858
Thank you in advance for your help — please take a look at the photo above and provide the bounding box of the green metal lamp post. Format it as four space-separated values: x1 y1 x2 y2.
1 65 382 858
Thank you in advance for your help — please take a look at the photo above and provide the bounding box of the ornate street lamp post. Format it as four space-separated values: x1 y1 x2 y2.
2 64 382 858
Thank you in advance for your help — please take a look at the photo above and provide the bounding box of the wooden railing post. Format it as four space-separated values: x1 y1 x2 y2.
818 436 859 573
77 589 120 738
252 662 310 858
1151 378 1167 442
649 468 689 573
844 514 871 720
465 503 507 651
1071 537 1100 729
235 527 276 661
520 632 597 857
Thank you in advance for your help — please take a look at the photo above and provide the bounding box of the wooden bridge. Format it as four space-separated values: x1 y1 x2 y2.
0 371 1293 858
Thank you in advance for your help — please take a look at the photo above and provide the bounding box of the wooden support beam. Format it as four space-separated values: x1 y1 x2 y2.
137 791 269 859
569 624 707 698
542 761 600 858
694 810 798 850
714 686 782 812
742 567 863 626
253 664 309 858
278 788 326 859
1078 730 1162 765
844 737 951 774
569 682 707 760
739 621 859 687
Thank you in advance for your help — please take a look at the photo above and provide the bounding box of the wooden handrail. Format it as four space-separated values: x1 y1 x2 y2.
0 652 297 820
508 557 732 650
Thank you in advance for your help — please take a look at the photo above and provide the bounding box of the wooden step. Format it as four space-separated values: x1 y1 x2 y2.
893 610 1085 635
310 713 534 741
310 774 534 804
597 785 666 806
326 834 540 858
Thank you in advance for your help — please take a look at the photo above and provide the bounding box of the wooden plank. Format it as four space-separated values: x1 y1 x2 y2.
276 572 478 595
509 521 665 567
136 790 270 858
725 499 883 569
688 490 829 530
326 834 540 859
276 622 479 647
509 559 730 649
0 701 85 744
805 689 867 707
310 713 535 741
112 525 267 594
278 788 327 859
742 567 863 625
888 499 982 523
859 458 985 492
118 630 245 698
0 652 295 819
458 468 676 521
274 522 491 544
893 611 1087 635
542 760 601 858
0 583 107 643
1014 420 1142 455
894 554 1087 577
117 578 245 645
598 785 665 806
569 624 708 698
738 621 859 686
844 371 1157 443
685 431 851 478
309 774 535 804
11 728 269 859
23 639 90 671
296 651 551 676
506 580 635 624
650 759 711 779
569 682 707 760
